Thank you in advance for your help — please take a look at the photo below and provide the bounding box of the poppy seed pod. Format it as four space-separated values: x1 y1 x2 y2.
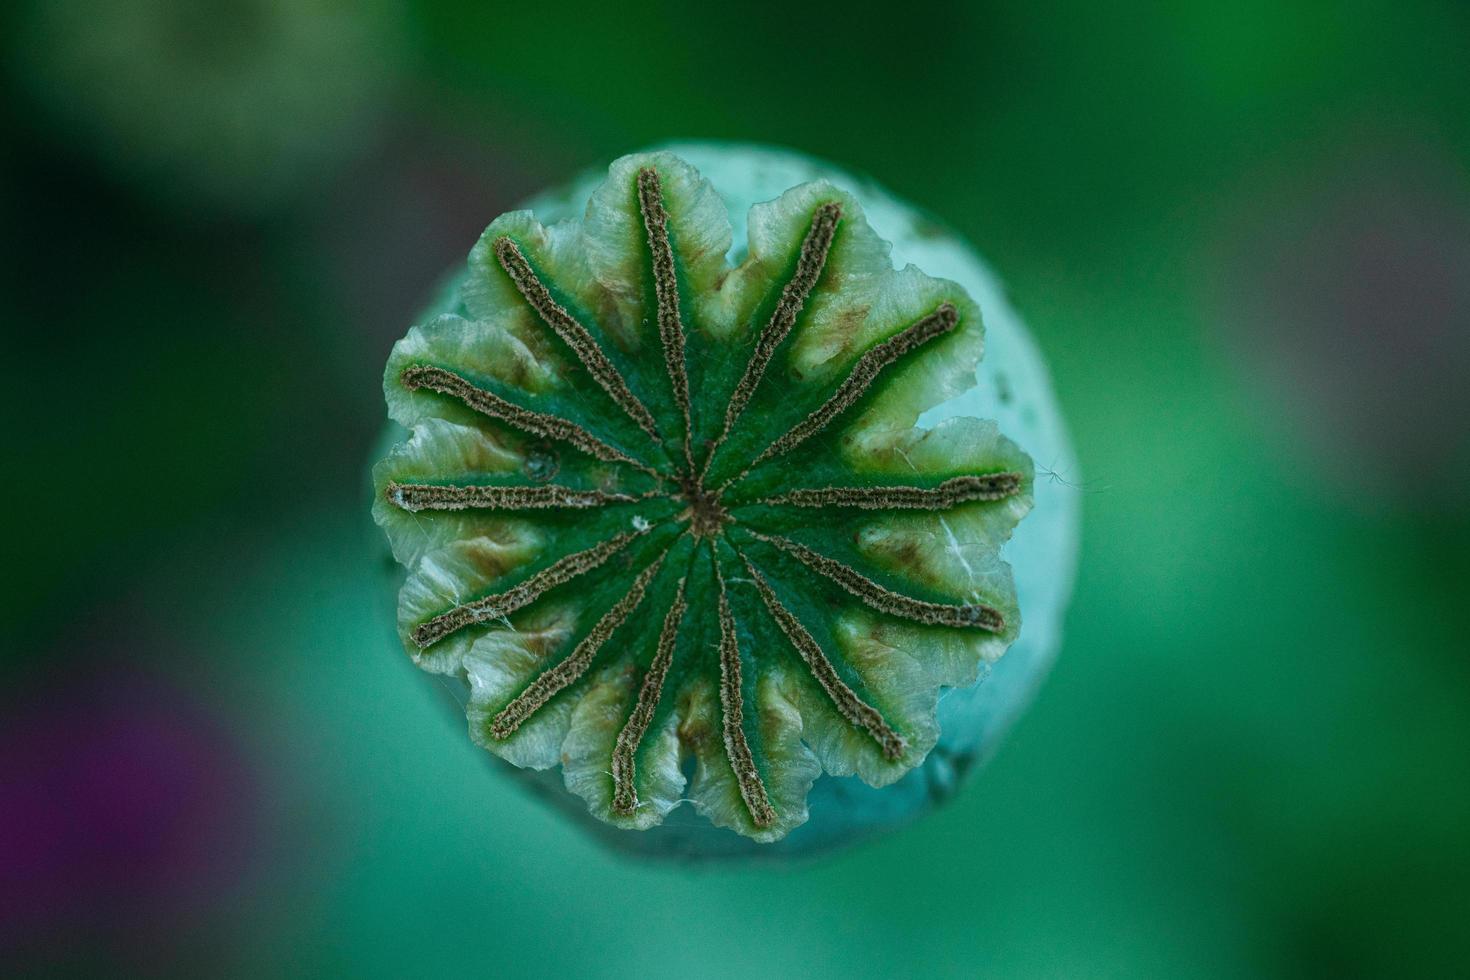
373 143 1079 858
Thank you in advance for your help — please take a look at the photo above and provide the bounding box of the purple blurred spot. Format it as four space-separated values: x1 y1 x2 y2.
1210 135 1470 510
0 668 258 951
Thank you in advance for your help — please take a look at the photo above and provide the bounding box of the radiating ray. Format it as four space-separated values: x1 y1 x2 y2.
611 576 687 816
747 530 1005 632
704 201 842 476
401 364 661 477
492 236 663 444
743 558 906 761
636 168 696 473
489 552 669 739
386 481 642 512
757 473 1023 510
744 303 959 474
716 563 776 827
412 530 646 649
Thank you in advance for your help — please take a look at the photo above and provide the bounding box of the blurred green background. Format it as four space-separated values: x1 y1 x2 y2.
3 1 1468 976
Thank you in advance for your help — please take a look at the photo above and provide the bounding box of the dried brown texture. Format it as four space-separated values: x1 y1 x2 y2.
636 168 695 473
744 560 906 761
681 479 731 539
705 202 842 475
492 236 662 443
748 303 959 470
401 364 660 477
748 530 1005 632
489 552 668 739
759 473 1023 510
411 531 644 648
386 482 640 511
610 577 687 816
716 565 776 827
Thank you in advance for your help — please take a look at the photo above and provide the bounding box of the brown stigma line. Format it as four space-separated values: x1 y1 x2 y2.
610 576 687 816
492 236 663 445
489 552 668 740
759 473 1023 510
386 481 642 512
411 530 645 649
745 303 960 472
636 168 695 474
704 201 842 477
400 364 661 479
716 563 777 828
743 559 906 761
747 530 1005 632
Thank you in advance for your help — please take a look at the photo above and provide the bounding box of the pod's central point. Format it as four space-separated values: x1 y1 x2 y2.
680 475 730 539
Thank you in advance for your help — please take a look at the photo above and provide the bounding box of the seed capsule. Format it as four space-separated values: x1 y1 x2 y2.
373 143 1079 856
